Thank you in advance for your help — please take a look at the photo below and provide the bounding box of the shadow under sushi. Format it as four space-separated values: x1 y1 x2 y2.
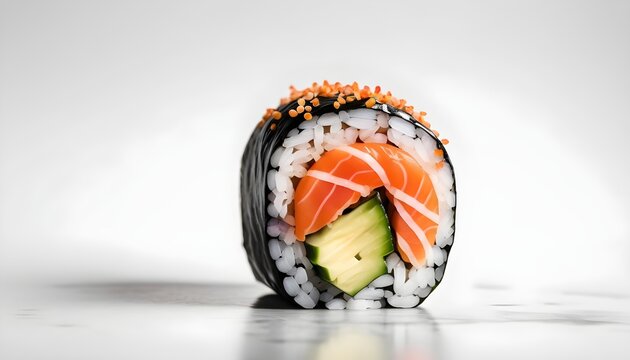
52 281 268 307
241 293 444 360
251 293 298 309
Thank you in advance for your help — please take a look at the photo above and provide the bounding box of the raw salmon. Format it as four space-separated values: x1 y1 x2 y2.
294 143 439 267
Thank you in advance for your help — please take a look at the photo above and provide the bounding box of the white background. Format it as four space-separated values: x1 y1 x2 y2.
1 0 629 301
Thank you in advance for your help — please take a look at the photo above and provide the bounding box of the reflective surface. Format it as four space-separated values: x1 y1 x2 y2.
1 283 629 360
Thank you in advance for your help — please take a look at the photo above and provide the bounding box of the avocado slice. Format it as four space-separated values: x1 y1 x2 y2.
305 196 394 296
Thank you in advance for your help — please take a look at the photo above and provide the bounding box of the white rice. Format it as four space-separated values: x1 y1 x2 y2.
283 128 314 148
319 291 334 303
317 113 340 126
414 285 432 298
435 264 446 282
369 274 394 288
275 256 293 273
387 294 420 308
344 117 379 130
265 108 456 309
295 290 316 309
354 287 385 300
389 116 416 137
386 253 402 272
301 281 313 293
325 298 346 310
298 116 319 129
346 298 373 310
308 287 319 304
283 276 300 297
348 108 378 120
268 239 281 260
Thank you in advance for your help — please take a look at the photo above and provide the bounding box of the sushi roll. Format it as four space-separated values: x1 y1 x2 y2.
241 82 456 309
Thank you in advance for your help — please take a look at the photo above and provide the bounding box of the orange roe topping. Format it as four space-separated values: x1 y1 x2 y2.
434 149 444 157
365 98 376 108
436 161 445 170
259 81 448 146
304 113 313 120
263 108 274 120
270 123 277 130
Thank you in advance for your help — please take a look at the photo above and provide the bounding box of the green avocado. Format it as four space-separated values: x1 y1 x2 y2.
305 196 394 296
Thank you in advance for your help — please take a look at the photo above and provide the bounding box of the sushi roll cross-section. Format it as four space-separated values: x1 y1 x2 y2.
241 81 456 309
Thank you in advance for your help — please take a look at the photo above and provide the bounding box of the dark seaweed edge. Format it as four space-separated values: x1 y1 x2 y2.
240 96 457 307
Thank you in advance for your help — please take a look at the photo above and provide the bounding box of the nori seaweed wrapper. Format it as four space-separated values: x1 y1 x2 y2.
240 97 456 304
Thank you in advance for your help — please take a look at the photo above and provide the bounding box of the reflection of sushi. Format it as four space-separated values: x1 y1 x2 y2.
241 82 456 309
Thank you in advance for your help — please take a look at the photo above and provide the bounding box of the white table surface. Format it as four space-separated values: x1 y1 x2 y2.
1 282 628 360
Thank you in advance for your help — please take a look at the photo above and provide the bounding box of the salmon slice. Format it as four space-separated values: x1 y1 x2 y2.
293 143 440 267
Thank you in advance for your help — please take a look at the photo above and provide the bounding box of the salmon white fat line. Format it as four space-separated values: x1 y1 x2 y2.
336 146 440 224
306 170 372 197
304 183 339 235
296 153 354 206
298 145 438 266
393 199 434 267
300 169 374 234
